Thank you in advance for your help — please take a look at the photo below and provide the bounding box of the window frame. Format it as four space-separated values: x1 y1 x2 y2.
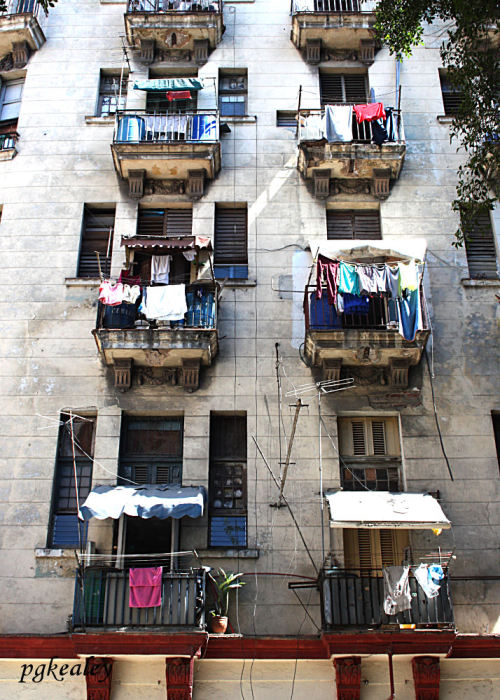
463 211 499 280
213 204 248 280
319 72 368 106
218 70 248 118
326 209 381 240
77 205 116 279
96 72 128 118
0 78 24 124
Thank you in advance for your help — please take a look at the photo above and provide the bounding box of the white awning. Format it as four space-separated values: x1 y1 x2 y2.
308 238 427 263
325 491 451 530
79 484 206 521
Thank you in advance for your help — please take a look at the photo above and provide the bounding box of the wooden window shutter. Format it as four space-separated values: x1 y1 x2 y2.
137 209 166 237
464 212 498 279
439 72 463 116
165 209 193 237
344 529 410 572
320 73 367 105
77 207 115 278
214 207 248 264
344 75 367 103
371 421 387 455
327 210 381 240
351 420 366 456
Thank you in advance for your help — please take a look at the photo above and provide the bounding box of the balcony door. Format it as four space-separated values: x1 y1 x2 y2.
343 528 410 576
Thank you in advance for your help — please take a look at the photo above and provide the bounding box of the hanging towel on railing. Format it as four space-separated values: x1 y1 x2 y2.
129 567 162 608
386 265 401 299
140 284 187 321
99 280 124 306
383 565 411 615
357 265 379 295
324 105 353 142
151 254 171 284
299 113 324 140
353 102 386 124
397 288 423 341
414 563 441 599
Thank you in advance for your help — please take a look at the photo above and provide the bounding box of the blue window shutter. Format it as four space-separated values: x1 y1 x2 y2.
210 516 247 548
214 265 248 280
52 514 87 548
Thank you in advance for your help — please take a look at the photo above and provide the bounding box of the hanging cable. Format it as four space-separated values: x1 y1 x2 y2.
424 348 455 481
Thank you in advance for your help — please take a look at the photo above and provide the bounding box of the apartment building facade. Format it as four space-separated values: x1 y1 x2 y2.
0 0 499 697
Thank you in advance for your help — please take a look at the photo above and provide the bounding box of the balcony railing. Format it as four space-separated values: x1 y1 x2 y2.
128 0 221 13
96 283 217 331
0 0 39 15
292 0 376 13
73 566 206 629
114 110 219 144
298 106 404 144
0 132 18 151
321 568 454 629
304 285 429 332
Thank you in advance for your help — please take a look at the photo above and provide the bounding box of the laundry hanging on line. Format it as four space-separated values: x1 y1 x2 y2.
129 567 162 608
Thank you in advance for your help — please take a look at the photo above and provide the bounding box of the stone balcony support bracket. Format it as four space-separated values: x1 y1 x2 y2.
334 656 361 700
85 657 113 700
165 657 194 700
412 656 440 700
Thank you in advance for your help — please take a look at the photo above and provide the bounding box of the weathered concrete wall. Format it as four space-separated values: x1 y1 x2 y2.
0 0 499 648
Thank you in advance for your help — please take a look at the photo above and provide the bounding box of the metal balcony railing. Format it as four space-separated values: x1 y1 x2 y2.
127 0 221 14
292 0 377 13
73 566 206 628
1 0 40 16
298 107 404 144
114 110 219 144
0 133 18 151
321 568 454 629
304 284 428 332
96 284 218 331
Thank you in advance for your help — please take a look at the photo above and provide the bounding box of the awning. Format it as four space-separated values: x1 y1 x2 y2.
325 491 451 530
308 238 427 263
133 78 204 92
121 235 212 251
79 484 206 521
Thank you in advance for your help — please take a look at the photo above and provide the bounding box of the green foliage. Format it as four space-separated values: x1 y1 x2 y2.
207 568 245 617
367 0 500 246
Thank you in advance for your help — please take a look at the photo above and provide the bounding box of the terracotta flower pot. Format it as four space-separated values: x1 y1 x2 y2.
210 615 228 634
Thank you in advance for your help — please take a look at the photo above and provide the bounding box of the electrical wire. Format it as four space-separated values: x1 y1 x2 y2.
424 348 455 481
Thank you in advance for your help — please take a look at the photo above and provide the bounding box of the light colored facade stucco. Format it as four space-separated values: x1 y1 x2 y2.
0 0 499 697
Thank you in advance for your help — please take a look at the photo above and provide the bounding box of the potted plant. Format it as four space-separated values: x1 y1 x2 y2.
207 568 245 634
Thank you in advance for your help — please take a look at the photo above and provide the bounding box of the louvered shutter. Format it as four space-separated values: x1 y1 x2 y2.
464 213 498 279
137 209 165 237
351 420 366 456
344 529 409 573
320 74 344 104
439 73 463 116
276 111 297 127
371 421 386 455
327 210 381 240
214 208 248 264
344 75 367 103
77 208 115 278
165 209 192 236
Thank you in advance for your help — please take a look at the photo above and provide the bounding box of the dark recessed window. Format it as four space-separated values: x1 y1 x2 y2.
463 211 498 279
77 206 115 278
319 72 367 105
97 72 128 117
214 205 248 279
327 210 381 240
439 71 464 116
276 110 297 128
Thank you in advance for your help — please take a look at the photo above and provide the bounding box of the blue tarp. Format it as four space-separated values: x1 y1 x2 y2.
79 484 206 521
133 78 204 92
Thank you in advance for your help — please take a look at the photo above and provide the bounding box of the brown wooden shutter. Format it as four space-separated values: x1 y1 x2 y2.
327 210 381 239
351 421 366 456
214 207 248 264
464 212 498 279
165 209 193 236
320 74 344 104
78 207 115 278
371 421 386 455
344 75 367 103
137 209 165 237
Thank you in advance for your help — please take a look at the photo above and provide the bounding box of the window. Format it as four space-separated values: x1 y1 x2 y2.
463 211 498 279
218 70 247 117
492 413 500 474
276 110 297 128
209 413 247 548
214 205 248 279
439 71 464 116
343 529 410 575
0 78 24 123
327 210 381 240
146 74 197 114
48 413 95 548
96 72 128 117
319 72 367 105
118 416 183 486
77 206 115 278
337 417 401 491
137 207 193 237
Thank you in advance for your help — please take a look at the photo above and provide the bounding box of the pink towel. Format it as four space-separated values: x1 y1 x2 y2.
129 567 162 608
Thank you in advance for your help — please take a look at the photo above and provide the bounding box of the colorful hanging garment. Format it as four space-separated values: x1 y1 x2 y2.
357 265 378 295
316 256 339 305
338 262 360 296
398 260 418 291
386 265 401 299
129 567 162 608
353 102 386 124
98 280 124 306
343 293 370 315
166 90 191 101
397 288 423 341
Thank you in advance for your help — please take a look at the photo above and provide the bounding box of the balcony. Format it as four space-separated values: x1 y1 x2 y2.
111 110 221 199
320 568 454 630
291 0 377 64
298 107 406 199
0 1 46 69
73 565 206 630
125 0 224 64
0 130 18 160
